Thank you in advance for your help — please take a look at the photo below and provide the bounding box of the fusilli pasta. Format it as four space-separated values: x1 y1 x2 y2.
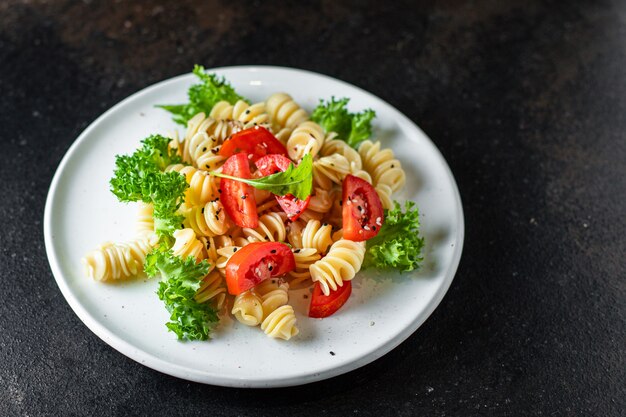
82 236 154 282
261 305 299 340
310 239 366 295
266 93 308 131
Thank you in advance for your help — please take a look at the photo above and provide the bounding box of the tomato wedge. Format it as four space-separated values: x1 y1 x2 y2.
342 174 384 241
308 281 352 318
220 153 258 228
225 242 296 295
255 154 310 221
219 126 288 162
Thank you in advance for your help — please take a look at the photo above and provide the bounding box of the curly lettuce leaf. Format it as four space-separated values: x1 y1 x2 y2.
109 134 186 242
157 65 248 126
311 97 376 148
364 201 425 272
145 249 217 341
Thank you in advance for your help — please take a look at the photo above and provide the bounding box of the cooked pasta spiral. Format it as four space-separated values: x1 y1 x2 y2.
172 228 206 262
313 154 351 190
232 290 264 326
181 127 225 171
307 187 335 215
242 212 287 242
301 219 334 254
321 138 363 169
136 203 154 237
183 112 243 155
184 200 231 237
195 270 226 310
210 100 269 128
254 279 290 318
165 164 219 206
358 140 406 193
81 236 154 282
266 93 309 131
286 121 325 161
288 248 321 287
261 305 299 340
310 239 366 295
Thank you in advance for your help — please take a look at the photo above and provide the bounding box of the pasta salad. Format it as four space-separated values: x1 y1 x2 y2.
81 65 424 341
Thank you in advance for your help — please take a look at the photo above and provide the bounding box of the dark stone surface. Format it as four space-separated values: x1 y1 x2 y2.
0 1 624 416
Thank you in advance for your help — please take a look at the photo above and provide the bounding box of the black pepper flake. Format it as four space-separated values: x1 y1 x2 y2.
206 164 210 169
391 164 395 168
270 249 277 254
202 147 207 152
218 189 222 193
339 200 343 206
303 294 308 299
180 224 184 228
372 225 376 231
201 208 205 213
357 205 362 211
322 223 328 226
268 265 273 271
241 195 247 199
233 248 238 252
245 109 250 114
294 249 301 253
329 351 335 356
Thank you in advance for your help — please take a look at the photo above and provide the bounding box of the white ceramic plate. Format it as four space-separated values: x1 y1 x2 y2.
44 66 464 387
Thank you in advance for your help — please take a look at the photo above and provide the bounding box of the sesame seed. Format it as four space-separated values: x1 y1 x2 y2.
233 248 238 252
268 265 273 271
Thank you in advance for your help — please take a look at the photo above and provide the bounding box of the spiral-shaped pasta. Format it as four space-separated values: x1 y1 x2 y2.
82 236 154 281
165 164 219 206
181 125 226 171
172 228 206 262
321 138 363 169
183 113 243 157
232 290 264 326
136 203 154 237
307 187 335 215
184 200 231 237
310 239 366 295
374 183 394 210
286 121 325 161
254 279 290 318
210 100 269 128
301 219 334 254
195 270 226 310
266 93 309 131
261 305 299 340
242 212 287 243
288 248 321 287
313 154 351 190
358 140 406 193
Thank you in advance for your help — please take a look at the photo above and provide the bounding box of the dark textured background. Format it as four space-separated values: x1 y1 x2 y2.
1 1 624 416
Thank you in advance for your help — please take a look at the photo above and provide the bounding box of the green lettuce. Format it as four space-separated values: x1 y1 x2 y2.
311 97 376 148
157 65 248 125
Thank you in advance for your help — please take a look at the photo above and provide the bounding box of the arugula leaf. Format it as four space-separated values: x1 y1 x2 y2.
364 201 425 272
311 97 376 148
145 249 218 341
157 65 248 126
109 134 186 242
210 154 313 200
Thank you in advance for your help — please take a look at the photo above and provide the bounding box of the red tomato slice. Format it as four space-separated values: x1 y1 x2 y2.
308 281 352 318
220 153 258 228
255 154 310 221
225 242 296 295
342 174 384 241
219 126 288 162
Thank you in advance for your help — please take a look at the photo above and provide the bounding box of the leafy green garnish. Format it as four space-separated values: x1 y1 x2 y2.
145 249 217 341
210 154 313 200
109 134 186 242
157 65 248 126
311 97 376 149
364 201 425 272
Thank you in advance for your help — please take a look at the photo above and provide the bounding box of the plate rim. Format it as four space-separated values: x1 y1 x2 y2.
44 65 465 387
